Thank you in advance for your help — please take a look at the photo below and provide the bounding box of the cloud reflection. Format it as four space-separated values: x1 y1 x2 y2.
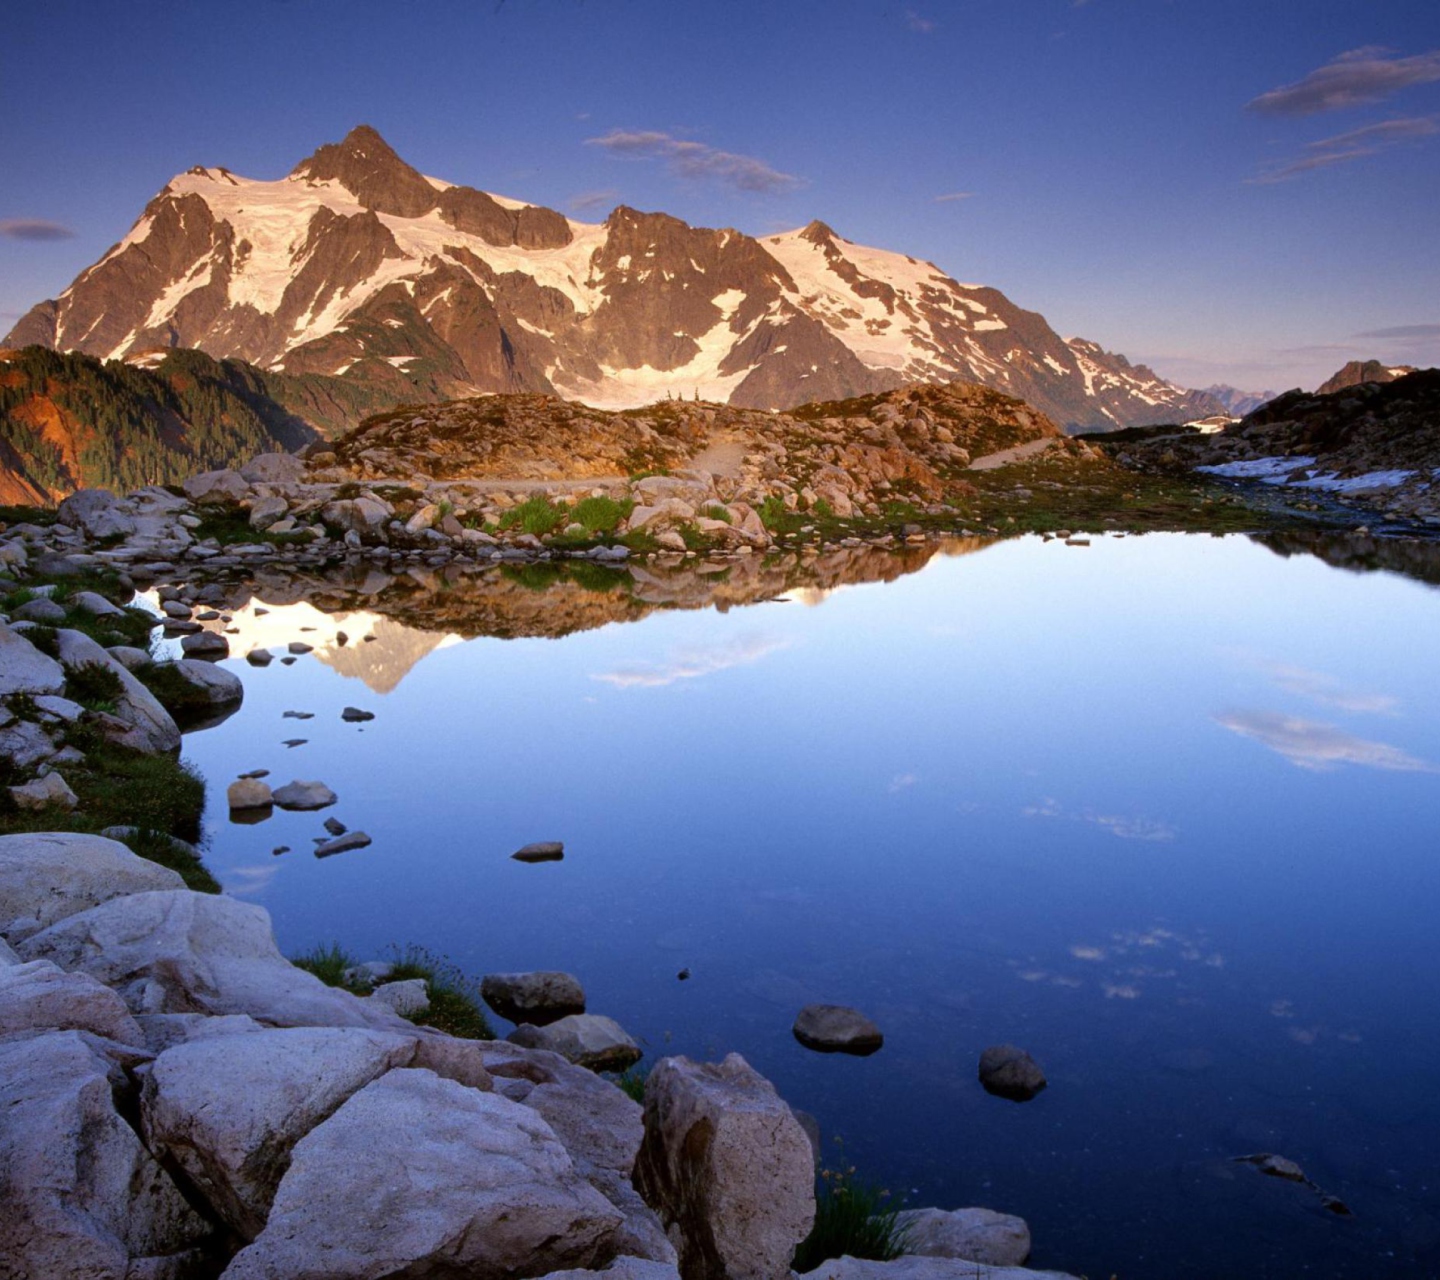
592 634 792 689
1266 664 1400 715
1024 797 1177 842
1215 710 1439 773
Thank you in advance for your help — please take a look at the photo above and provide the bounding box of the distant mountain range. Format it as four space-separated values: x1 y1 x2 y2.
1200 384 1280 417
1316 360 1418 396
5 124 1223 434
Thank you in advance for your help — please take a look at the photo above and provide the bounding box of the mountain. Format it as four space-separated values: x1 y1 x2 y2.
1201 384 1279 416
6 125 1223 433
1316 360 1419 395
0 346 326 503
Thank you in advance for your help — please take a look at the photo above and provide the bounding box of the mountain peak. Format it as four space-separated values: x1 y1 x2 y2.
799 219 837 245
292 124 438 219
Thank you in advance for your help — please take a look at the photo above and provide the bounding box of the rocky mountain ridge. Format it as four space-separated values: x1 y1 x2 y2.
7 124 1223 432
1316 359 1418 396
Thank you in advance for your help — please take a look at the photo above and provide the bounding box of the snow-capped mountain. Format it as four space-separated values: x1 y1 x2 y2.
6 125 1221 430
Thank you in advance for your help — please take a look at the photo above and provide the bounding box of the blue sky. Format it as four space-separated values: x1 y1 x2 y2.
2 0 1437 392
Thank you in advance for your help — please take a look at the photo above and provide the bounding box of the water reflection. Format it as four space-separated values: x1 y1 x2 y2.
1214 710 1440 773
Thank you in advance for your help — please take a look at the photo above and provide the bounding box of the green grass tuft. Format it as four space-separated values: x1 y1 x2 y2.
65 661 124 714
384 944 495 1040
612 1065 650 1103
293 941 360 987
570 495 634 535
499 495 572 538
792 1155 911 1274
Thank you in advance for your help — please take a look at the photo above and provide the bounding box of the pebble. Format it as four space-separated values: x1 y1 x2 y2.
288 642 313 654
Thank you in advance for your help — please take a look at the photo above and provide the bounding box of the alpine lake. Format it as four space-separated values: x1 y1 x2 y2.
162 528 1440 1280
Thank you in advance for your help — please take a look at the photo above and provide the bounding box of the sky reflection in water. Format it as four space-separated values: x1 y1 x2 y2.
179 533 1440 1279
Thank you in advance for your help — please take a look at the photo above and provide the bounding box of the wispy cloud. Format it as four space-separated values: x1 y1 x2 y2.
1024 796 1177 842
585 130 804 195
569 188 619 214
1248 47 1440 116
592 634 792 689
1267 664 1400 715
888 773 918 794
1250 115 1438 183
1215 710 1439 772
905 9 937 33
0 218 76 242
1356 322 1440 340
933 191 973 203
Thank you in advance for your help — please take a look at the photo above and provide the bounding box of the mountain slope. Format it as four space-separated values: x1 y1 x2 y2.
1316 360 1418 395
6 125 1222 430
0 346 325 501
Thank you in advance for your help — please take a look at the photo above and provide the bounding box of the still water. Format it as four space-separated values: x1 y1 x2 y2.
175 533 1440 1278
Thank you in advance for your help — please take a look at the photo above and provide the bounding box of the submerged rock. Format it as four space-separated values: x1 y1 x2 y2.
315 830 371 857
978 1044 1047 1102
272 779 337 810
792 1003 884 1055
482 970 587 1025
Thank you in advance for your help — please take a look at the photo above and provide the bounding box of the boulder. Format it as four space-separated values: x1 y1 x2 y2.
542 1260 682 1280
222 1068 624 1280
248 495 290 530
369 977 428 1017
514 839 565 862
169 656 245 717
634 1053 815 1280
894 1207 1032 1267
510 1013 642 1072
0 718 57 769
10 770 78 811
228 778 274 811
315 830 372 856
14 596 67 623
57 488 138 539
181 630 230 659
106 644 153 669
0 832 184 943
71 589 126 618
17 888 412 1030
0 621 65 696
321 495 393 537
793 1004 884 1055
482 969 587 1025
0 1030 212 1279
54 628 180 753
977 1045 1047 1102
240 453 306 485
805 1259 1080 1280
184 468 250 504
140 1026 421 1239
0 957 146 1044
272 779 337 810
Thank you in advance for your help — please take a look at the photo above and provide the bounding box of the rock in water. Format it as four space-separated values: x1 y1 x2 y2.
271 780 337 810
508 1013 642 1071
222 1069 623 1280
180 630 229 658
978 1044 1047 1102
792 1003 884 1055
513 840 565 862
315 831 371 857
227 778 274 811
341 706 375 722
634 1053 816 1280
809 1259 1081 1279
481 970 587 1025
894 1206 1032 1266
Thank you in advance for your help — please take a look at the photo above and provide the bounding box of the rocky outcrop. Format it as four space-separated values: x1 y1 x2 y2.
509 1013 643 1072
806 1259 1079 1280
222 1069 624 1280
634 1053 816 1280
483 969 587 1025
894 1207 1032 1267
1316 359 1417 395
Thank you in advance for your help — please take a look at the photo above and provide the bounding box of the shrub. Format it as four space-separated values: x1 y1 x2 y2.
570 495 634 535
499 495 571 538
611 1066 650 1103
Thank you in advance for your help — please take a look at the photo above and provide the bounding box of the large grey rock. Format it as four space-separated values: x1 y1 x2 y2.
9 770 78 811
271 779 337 810
542 1260 682 1280
978 1044 1047 1102
894 1207 1032 1267
0 717 58 769
180 630 230 659
170 656 244 709
240 453 306 486
0 620 65 696
54 628 181 753
509 1012 642 1071
228 777 274 810
57 488 138 539
13 596 67 623
369 977 428 1017
0 831 184 943
18 888 412 1030
793 1004 884 1055
480 1039 672 1264
248 495 290 530
140 1026 420 1239
0 934 20 965
806 1259 1080 1280
483 969 587 1025
0 1030 211 1279
0 958 146 1044
71 589 126 618
634 1053 815 1280
321 494 393 536
184 468 250 504
222 1068 623 1280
